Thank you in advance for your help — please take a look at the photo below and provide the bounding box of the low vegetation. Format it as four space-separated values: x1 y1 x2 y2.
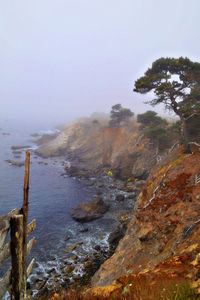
47 279 200 300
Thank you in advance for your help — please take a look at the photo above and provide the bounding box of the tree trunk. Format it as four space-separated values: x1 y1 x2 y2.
181 117 191 153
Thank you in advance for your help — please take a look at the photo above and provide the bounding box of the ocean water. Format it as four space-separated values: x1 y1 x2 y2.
0 119 122 292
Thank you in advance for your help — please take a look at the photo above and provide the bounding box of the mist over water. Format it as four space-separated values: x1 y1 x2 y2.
0 120 126 292
0 0 199 126
0 1 200 296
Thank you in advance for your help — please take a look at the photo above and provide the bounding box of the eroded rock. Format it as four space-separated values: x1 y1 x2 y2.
70 198 109 222
5 160 25 167
115 194 125 201
108 223 127 250
11 145 30 150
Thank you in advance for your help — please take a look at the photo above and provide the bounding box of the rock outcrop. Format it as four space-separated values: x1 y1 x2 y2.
36 120 168 179
42 121 200 299
70 198 109 223
5 159 25 167
89 145 200 292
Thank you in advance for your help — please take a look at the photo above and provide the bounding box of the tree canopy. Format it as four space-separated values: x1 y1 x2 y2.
137 111 169 150
137 110 167 128
134 57 200 152
109 104 134 127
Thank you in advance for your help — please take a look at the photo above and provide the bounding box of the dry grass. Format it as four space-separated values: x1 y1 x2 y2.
47 278 200 300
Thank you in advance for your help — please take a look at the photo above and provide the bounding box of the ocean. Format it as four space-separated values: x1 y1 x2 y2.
0 119 123 296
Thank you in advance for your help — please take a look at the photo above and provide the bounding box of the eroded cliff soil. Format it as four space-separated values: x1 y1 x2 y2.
47 144 200 299
36 120 200 298
82 145 200 297
36 121 167 179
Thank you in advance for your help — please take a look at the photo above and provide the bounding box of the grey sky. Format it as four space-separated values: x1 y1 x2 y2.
0 0 199 126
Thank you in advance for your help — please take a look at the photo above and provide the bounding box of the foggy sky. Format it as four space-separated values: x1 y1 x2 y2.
0 0 200 127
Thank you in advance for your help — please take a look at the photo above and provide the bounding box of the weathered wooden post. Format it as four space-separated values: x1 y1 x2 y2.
21 151 30 299
10 214 24 300
0 151 35 299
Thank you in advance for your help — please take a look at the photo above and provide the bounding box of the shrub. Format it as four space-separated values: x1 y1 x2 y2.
109 104 134 127
137 110 167 129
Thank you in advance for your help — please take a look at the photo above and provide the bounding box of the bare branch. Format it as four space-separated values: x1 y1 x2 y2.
143 165 171 209
185 112 200 120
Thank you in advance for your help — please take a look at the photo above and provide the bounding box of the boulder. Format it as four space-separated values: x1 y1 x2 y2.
135 180 146 188
14 155 21 159
30 133 40 137
115 194 125 201
12 150 22 154
67 166 80 177
11 145 30 150
70 198 109 223
127 193 137 199
94 245 101 251
80 227 89 233
108 223 127 250
5 160 25 167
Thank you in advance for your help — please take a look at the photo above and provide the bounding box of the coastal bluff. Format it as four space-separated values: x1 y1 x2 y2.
47 144 200 300
35 120 167 180
35 120 200 299
90 146 200 286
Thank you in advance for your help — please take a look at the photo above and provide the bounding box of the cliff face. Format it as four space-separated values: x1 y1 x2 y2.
88 145 200 293
39 120 200 299
48 144 200 300
36 121 163 179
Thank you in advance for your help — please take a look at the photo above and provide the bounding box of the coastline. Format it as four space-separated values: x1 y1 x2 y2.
32 159 143 298
28 129 145 297
3 121 200 299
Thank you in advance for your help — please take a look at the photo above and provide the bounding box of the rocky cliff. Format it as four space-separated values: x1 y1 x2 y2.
36 120 168 180
48 144 200 299
81 144 200 298
41 120 200 299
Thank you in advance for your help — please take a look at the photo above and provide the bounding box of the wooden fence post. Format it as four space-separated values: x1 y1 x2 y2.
0 152 35 299
21 151 30 299
10 215 24 300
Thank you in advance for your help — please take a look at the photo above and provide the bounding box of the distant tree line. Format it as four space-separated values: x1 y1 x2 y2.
109 104 134 127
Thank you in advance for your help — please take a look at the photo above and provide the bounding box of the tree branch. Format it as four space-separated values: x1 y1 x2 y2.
185 111 200 120
143 165 171 209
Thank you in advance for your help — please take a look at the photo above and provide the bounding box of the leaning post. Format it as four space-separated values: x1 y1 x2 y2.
10 214 24 300
21 151 30 299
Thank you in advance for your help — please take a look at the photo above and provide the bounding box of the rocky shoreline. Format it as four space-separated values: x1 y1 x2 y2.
29 138 144 297
31 169 145 298
3 123 200 299
6 129 146 298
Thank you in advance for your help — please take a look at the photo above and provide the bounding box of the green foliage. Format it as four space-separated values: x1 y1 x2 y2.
186 114 200 141
92 119 99 124
137 110 169 149
137 110 168 129
170 120 181 134
144 127 168 143
179 86 200 117
134 57 200 151
159 281 199 300
38 279 200 300
169 121 182 142
109 104 134 127
137 110 157 125
134 57 200 114
169 115 200 143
